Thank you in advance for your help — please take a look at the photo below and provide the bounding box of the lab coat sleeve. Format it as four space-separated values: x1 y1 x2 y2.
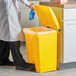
18 0 31 6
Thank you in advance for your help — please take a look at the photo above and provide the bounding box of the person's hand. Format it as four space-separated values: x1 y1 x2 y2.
28 4 35 11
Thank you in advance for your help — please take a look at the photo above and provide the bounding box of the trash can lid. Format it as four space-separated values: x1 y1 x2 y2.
35 5 60 32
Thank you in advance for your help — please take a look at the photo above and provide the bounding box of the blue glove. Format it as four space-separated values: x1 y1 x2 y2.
29 11 35 21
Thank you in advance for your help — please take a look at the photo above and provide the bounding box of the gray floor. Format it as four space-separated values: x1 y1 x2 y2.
0 43 76 76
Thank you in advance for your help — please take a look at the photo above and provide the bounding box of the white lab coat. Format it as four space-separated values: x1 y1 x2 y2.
0 0 30 41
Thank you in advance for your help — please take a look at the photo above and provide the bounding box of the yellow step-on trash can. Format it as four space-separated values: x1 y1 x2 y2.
23 5 60 73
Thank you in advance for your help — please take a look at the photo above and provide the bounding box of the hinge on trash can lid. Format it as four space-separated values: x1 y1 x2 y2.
47 26 51 28
47 26 60 32
58 29 60 32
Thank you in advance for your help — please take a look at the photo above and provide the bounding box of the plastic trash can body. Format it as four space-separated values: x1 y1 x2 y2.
24 30 57 73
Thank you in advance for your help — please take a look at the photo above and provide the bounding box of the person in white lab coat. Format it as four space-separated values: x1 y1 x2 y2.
0 0 35 71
